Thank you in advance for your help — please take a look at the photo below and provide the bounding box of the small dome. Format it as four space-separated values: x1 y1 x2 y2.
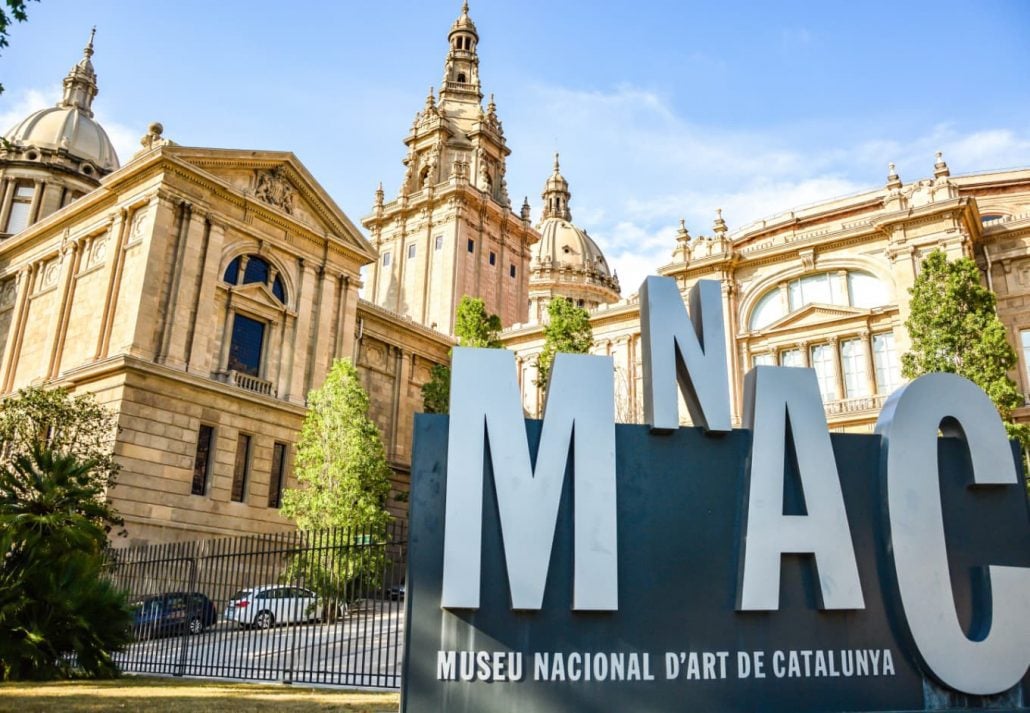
4 105 120 173
532 218 620 294
3 29 119 174
449 1 478 37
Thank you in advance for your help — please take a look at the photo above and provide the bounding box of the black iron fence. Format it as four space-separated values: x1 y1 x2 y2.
102 522 407 688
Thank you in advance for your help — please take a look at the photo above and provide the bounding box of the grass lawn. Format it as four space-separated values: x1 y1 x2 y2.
0 676 400 712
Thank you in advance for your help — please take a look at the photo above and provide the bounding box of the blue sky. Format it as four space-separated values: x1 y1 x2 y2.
3 0 1029 293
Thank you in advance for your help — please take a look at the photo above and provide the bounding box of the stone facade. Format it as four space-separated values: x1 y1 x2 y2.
503 162 1030 434
3 9 1030 549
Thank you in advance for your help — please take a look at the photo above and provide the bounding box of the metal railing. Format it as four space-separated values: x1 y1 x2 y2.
103 522 407 688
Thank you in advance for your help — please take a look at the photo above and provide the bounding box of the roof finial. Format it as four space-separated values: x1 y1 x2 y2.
462 0 469 14
425 86 436 110
713 208 728 237
553 152 561 174
85 26 96 57
887 162 902 189
934 151 950 179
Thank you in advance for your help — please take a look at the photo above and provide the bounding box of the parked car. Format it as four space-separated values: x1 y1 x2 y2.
387 582 405 601
132 592 217 640
223 585 322 629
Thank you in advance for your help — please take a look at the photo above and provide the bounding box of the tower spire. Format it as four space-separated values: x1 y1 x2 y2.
59 27 100 116
440 0 482 104
541 152 572 221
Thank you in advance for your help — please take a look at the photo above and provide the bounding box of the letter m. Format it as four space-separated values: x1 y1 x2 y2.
441 347 618 611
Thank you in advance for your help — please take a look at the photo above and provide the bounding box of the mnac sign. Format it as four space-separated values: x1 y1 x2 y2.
402 276 1030 712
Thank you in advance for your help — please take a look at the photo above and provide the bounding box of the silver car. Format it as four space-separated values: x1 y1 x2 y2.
223 585 321 629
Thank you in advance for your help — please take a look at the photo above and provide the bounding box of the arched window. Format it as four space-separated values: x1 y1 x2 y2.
749 270 889 330
457 72 467 84
223 255 287 305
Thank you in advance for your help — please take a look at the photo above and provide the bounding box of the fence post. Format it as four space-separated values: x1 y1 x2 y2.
175 543 198 677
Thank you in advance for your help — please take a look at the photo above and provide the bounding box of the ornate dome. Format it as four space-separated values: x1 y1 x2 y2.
449 0 478 38
3 30 120 174
528 154 620 322
532 218 619 292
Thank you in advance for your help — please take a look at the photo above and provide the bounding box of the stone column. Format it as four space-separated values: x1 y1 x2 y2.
187 220 227 375
162 207 208 369
94 208 129 360
0 180 15 231
286 258 315 404
829 336 845 401
46 239 84 378
27 179 44 225
1 264 35 392
862 330 878 396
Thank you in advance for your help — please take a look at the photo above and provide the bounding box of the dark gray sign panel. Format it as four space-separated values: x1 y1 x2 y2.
402 416 1030 713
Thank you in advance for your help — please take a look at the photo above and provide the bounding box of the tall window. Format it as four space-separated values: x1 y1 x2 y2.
382 251 391 266
434 235 444 250
780 349 804 368
407 243 416 259
5 183 34 234
191 425 214 496
840 338 870 398
231 433 251 503
227 314 265 377
752 352 776 368
873 332 902 395
810 344 836 401
268 442 288 508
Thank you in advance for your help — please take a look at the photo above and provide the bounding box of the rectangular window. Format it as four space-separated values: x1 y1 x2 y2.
810 344 836 402
752 353 776 368
4 183 33 234
780 349 804 368
227 313 265 377
489 251 496 266
268 442 288 508
407 243 416 259
510 264 516 278
434 235 443 250
382 251 391 266
231 433 251 503
191 425 214 496
840 338 870 398
873 332 903 395
467 238 475 253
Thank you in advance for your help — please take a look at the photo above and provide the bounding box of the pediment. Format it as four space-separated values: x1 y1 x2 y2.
228 281 291 318
762 303 868 332
165 147 376 262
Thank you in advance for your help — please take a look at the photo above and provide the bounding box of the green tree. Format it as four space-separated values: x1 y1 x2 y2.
0 386 122 535
280 359 393 616
420 296 503 414
0 1 39 95
0 448 132 680
902 250 1030 447
536 297 593 392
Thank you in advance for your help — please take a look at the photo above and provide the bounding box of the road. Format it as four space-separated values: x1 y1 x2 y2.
115 599 405 688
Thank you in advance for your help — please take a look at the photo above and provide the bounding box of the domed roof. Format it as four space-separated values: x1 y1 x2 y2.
3 30 119 173
449 0 478 37
532 217 620 293
5 106 119 173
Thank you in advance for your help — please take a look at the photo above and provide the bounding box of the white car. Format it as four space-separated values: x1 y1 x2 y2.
223 585 321 629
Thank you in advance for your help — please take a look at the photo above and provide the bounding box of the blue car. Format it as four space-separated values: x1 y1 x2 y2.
132 592 217 640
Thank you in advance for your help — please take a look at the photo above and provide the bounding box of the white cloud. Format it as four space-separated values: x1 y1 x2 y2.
0 86 59 134
506 83 1030 293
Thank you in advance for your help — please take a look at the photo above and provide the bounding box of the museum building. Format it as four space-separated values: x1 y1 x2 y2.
2 7 1029 545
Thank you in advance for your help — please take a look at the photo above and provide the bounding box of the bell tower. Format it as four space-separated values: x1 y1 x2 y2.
362 3 538 335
